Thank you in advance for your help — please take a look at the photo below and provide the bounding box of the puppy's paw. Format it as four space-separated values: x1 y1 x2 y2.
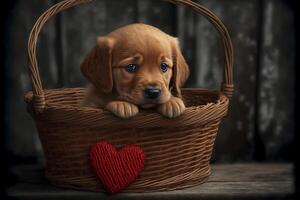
157 97 185 118
105 101 139 119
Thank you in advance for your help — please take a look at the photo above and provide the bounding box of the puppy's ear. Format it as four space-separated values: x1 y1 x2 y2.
81 37 115 93
169 37 190 97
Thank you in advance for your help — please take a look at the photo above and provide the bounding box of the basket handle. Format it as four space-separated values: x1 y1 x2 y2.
27 0 234 114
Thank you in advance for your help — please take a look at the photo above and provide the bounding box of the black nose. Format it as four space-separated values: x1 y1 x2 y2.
144 87 161 99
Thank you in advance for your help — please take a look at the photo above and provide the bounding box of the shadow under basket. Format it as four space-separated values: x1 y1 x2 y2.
25 0 234 193
25 88 229 192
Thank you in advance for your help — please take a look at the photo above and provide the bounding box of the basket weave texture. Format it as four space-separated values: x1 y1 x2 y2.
25 0 234 192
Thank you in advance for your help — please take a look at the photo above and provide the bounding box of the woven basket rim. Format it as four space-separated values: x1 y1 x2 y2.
25 87 229 129
25 87 225 107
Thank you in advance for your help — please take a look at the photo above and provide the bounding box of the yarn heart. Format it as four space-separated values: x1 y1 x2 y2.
90 141 145 194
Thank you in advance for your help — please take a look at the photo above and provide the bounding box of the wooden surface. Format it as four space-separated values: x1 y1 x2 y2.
6 163 294 200
5 0 295 162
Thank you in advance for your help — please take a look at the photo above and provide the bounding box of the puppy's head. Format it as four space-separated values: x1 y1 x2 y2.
81 23 189 107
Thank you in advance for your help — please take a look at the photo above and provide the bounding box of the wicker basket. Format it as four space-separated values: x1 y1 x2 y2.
25 0 234 193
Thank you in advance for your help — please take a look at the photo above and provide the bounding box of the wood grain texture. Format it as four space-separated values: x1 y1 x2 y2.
182 0 260 162
6 0 58 158
60 0 106 87
213 0 259 162
105 0 137 32
7 163 293 200
177 3 197 86
258 0 295 160
137 0 176 35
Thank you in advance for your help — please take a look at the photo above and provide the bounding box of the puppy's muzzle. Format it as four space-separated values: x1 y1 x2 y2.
144 86 161 100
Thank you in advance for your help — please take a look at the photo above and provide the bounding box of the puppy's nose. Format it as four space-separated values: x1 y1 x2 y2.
144 87 161 99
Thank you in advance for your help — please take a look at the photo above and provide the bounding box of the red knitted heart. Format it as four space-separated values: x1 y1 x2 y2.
90 141 145 194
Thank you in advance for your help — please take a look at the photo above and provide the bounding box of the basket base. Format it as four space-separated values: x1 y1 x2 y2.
46 165 212 193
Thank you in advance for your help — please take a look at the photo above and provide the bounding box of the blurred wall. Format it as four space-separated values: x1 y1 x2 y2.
4 0 295 164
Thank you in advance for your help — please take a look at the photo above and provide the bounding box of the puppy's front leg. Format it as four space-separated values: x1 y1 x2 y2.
157 96 186 118
105 101 139 119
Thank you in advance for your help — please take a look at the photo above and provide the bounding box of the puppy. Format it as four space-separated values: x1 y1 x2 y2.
80 23 189 119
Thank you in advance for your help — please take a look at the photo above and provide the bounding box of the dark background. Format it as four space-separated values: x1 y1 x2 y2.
1 0 298 198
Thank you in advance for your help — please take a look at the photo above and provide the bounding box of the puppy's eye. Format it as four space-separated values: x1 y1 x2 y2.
125 64 138 73
160 63 168 73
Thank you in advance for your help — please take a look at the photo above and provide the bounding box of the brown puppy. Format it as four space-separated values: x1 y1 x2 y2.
81 23 189 119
